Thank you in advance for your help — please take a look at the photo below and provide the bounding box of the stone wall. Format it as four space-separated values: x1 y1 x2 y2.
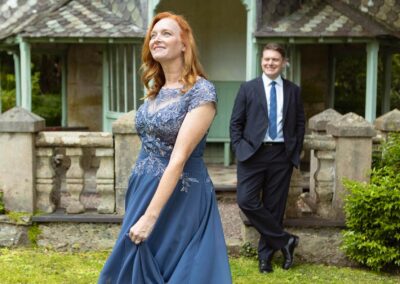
0 215 31 247
67 45 103 131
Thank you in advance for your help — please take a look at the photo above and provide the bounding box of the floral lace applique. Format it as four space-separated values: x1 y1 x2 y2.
132 154 166 178
133 158 199 193
180 172 199 193
133 78 217 192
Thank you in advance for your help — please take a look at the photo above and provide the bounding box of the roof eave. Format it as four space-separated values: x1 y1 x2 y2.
22 36 145 44
254 35 377 44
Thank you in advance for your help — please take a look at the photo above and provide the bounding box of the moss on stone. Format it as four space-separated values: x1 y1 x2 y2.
6 212 31 225
28 224 42 246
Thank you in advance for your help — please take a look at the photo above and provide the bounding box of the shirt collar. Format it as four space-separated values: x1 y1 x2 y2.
262 73 283 87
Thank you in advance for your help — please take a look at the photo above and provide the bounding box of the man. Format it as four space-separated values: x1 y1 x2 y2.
230 43 305 273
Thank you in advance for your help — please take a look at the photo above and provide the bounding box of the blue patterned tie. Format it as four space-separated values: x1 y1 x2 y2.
268 81 277 139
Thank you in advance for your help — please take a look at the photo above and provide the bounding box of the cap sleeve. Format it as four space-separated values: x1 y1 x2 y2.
188 79 217 112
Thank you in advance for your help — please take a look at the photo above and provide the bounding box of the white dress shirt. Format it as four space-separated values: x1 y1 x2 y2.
262 73 284 142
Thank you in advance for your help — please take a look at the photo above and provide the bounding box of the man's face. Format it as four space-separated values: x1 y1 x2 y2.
261 49 286 80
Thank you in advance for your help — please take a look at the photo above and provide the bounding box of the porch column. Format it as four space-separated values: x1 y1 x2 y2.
148 0 161 23
0 58 2 113
292 46 301 86
13 51 21 106
365 41 379 122
327 46 336 108
381 50 392 114
19 39 32 111
242 0 258 80
61 54 68 127
102 47 110 131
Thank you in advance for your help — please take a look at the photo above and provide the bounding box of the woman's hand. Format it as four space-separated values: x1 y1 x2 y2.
129 214 158 244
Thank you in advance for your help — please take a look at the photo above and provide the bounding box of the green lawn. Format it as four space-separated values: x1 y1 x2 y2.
0 248 399 284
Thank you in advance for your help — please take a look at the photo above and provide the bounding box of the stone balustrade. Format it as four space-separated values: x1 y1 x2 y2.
1 107 400 221
35 131 114 214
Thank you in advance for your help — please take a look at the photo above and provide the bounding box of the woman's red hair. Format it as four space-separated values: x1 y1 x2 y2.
141 12 206 98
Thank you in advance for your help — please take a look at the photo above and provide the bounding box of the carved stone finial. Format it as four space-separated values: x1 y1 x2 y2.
374 109 400 132
309 108 342 132
326 112 376 137
0 107 45 132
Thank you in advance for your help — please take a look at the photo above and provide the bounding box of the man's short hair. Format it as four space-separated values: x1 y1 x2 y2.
262 43 286 59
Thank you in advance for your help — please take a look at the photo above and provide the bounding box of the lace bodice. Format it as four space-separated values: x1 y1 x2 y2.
135 77 217 158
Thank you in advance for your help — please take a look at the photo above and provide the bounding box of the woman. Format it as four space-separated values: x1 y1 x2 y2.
98 12 232 284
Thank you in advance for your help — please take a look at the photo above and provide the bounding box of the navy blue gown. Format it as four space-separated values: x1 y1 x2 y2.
98 78 232 284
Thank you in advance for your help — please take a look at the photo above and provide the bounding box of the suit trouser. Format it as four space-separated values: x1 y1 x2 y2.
236 143 293 257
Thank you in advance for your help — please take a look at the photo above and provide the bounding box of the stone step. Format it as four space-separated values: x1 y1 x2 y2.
32 209 345 228
32 209 122 223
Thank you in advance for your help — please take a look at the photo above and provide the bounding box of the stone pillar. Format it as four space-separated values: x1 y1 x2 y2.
374 108 400 138
327 113 376 220
308 109 342 218
112 111 141 214
96 148 115 214
374 109 400 162
0 107 45 213
36 148 56 213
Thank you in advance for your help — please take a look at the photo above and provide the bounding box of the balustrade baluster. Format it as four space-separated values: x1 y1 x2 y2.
65 147 85 214
36 148 56 213
96 148 115 213
314 149 335 218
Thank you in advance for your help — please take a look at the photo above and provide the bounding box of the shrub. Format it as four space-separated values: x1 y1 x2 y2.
0 190 5 214
1 72 61 126
240 242 257 259
341 133 400 271
0 74 17 112
28 224 42 247
32 92 61 126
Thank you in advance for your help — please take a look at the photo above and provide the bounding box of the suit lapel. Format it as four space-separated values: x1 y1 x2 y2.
282 78 290 122
255 77 268 117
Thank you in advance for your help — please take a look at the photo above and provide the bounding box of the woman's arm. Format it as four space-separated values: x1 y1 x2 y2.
129 103 216 244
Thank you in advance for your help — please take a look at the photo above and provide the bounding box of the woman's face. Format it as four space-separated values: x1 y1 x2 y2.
149 18 186 64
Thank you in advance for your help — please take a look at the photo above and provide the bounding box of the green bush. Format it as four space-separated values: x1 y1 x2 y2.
240 242 258 259
32 92 61 126
28 224 42 246
0 190 5 214
0 74 17 112
1 72 61 126
342 133 400 271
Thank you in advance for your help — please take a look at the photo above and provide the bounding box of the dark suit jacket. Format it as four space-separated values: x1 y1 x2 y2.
230 76 305 167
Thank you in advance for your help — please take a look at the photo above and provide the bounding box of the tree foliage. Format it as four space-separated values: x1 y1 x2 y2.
1 71 61 126
334 53 400 117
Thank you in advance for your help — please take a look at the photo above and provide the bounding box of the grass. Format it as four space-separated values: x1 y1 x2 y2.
230 257 400 284
0 248 106 284
0 248 399 284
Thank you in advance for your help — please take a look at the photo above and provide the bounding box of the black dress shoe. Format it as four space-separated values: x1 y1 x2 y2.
281 235 299 270
259 259 273 273
259 248 275 273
